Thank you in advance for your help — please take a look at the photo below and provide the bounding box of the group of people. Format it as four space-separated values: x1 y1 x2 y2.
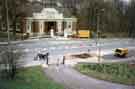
34 49 66 65
34 50 49 64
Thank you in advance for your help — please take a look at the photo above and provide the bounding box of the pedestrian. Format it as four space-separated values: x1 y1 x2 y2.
34 52 42 61
34 55 38 61
34 50 44 60
50 27 54 38
64 25 72 38
88 49 90 53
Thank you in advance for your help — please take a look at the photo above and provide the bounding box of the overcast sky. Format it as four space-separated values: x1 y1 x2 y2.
120 0 131 3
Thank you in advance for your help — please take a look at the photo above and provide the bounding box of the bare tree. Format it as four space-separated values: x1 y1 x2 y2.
0 46 22 79
126 0 135 38
0 0 32 40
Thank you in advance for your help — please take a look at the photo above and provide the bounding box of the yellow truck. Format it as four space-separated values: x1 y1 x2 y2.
114 48 128 57
78 30 91 38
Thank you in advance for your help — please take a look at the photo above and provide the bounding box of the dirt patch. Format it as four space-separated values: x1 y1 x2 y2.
128 64 135 68
128 60 135 68
71 53 94 59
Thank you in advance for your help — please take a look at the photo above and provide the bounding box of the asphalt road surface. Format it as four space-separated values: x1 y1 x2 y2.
0 38 135 65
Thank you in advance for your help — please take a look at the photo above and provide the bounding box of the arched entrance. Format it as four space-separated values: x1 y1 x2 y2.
44 22 57 35
32 21 39 33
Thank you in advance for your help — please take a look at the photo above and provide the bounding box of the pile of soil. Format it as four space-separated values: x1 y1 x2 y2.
128 64 135 68
71 53 93 59
128 60 135 68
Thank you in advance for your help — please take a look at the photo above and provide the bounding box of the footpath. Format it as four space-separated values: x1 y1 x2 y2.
44 65 134 89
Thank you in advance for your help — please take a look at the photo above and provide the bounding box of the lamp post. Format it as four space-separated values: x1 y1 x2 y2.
5 0 10 45
5 0 11 76
0 15 2 30
96 9 105 63
97 13 100 63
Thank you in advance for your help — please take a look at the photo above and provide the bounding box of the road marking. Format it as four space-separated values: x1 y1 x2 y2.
34 48 41 52
43 48 47 51
71 46 78 49
18 44 23 46
65 46 69 49
24 48 30 52
50 47 56 50
57 46 63 50
11 44 90 54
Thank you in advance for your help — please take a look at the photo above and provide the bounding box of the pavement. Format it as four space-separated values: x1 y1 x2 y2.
44 65 135 89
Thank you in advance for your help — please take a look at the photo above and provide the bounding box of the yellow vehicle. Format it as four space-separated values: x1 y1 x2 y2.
78 30 90 38
114 48 128 57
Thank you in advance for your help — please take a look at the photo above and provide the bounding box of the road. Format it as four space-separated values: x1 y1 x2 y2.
0 38 135 65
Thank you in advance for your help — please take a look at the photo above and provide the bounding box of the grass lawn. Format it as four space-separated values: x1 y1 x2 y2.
0 66 64 89
75 62 135 85
0 31 23 41
0 31 13 38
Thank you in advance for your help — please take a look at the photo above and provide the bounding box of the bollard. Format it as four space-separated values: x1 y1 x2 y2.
46 52 49 65
62 56 66 65
88 49 90 53
46 57 48 65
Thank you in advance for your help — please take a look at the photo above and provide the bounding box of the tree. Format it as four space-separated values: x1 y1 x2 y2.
126 0 135 38
0 46 23 79
0 0 32 40
67 0 131 37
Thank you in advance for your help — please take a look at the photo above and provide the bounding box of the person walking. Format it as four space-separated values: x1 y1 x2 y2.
50 27 54 38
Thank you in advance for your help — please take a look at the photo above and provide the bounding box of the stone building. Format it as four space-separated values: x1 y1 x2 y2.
21 0 77 37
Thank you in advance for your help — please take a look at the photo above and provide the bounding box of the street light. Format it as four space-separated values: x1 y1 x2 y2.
96 8 105 63
0 15 2 30
121 0 131 4
5 0 10 45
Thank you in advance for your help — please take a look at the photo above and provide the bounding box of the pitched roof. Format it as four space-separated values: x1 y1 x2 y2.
27 0 74 18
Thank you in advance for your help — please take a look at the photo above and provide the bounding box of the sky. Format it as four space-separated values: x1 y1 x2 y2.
120 0 131 3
